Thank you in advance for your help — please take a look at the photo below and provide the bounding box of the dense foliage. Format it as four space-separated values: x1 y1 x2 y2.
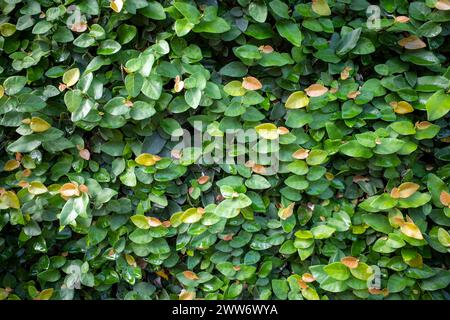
0 0 450 301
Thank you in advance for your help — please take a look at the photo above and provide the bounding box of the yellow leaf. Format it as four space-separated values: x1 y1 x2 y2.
174 75 184 93
305 83 328 97
285 91 309 109
110 0 124 13
224 80 246 96
34 288 54 300
180 208 204 224
147 217 162 227
278 202 295 220
28 181 48 195
435 0 450 10
29 117 51 132
156 269 169 280
179 290 196 300
340 256 359 269
301 286 320 300
255 123 279 140
62 68 80 87
437 228 450 247
400 221 423 240
312 0 331 16
59 182 80 198
301 273 316 283
390 182 420 199
125 254 137 267
404 251 423 268
391 101 414 114
135 153 161 166
398 36 426 50
3 159 20 171
0 85 4 98
0 191 20 209
242 76 262 90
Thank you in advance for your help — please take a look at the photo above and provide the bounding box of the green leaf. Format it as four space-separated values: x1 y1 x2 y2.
311 225 336 239
426 90 450 121
361 213 393 233
60 193 89 226
3 76 27 95
324 262 350 281
276 20 303 47
336 28 361 55
249 1 268 23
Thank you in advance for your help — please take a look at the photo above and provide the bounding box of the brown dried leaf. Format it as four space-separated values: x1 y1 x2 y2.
292 148 310 160
395 16 410 23
79 148 90 160
252 164 267 175
398 36 426 50
440 190 450 207
59 183 80 198
305 83 328 97
340 256 359 269
347 90 361 99
394 182 420 199
242 76 262 91
436 0 450 10
415 121 432 129
197 176 209 185
258 45 274 53
183 271 199 280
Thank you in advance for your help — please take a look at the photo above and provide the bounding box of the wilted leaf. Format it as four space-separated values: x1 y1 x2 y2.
390 182 420 199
